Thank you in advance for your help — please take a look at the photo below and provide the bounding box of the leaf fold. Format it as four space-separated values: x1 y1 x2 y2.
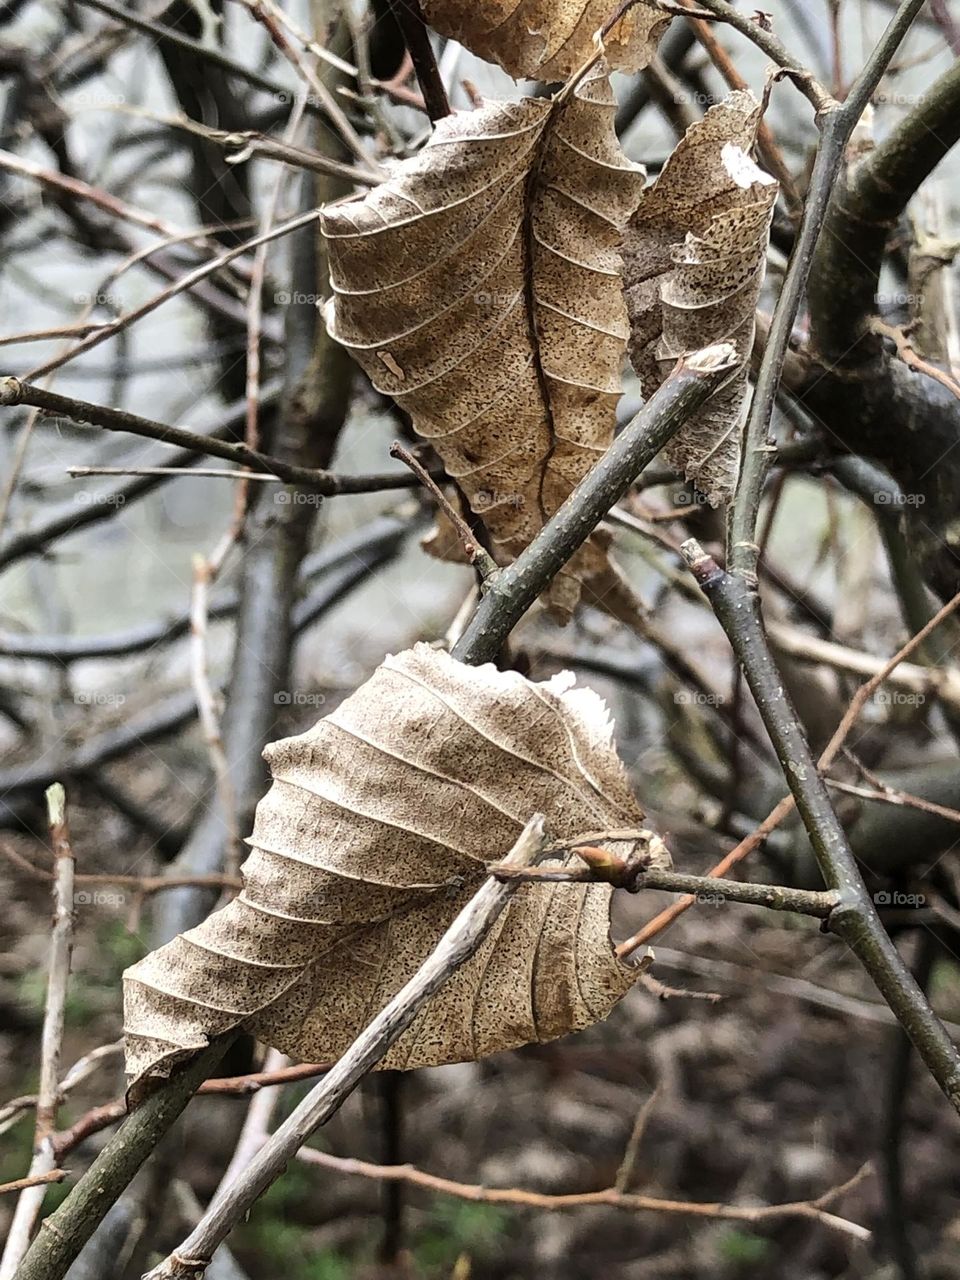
623 91 778 504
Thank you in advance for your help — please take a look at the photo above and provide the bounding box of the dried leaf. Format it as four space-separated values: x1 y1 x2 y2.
420 0 671 81
623 91 778 504
123 645 666 1089
321 68 645 623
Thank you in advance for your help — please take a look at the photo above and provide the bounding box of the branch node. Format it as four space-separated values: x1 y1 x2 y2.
0 376 25 407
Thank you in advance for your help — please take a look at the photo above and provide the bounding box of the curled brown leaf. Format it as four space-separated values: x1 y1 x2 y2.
623 91 778 504
123 645 667 1089
321 67 645 623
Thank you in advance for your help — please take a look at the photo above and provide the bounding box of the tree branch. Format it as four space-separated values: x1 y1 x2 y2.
728 0 929 583
15 1039 234 1280
681 538 960 1117
452 344 737 666
386 0 450 122
0 378 423 496
296 1147 870 1242
808 56 960 366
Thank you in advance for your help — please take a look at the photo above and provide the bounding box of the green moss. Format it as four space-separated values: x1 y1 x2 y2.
15 970 97 1027
96 919 147 976
716 1227 772 1267
413 1199 511 1273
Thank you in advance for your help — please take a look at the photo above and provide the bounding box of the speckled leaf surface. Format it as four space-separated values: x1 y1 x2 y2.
623 91 778 504
420 0 670 81
320 68 644 623
123 645 665 1089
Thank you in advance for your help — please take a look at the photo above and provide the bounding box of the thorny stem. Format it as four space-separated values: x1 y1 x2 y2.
682 539 960 1117
728 0 928 583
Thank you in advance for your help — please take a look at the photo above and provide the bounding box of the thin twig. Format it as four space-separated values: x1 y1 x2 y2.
67 466 296 481
386 0 450 122
825 777 960 825
294 1148 871 1242
389 441 499 587
0 1172 68 1197
21 210 318 381
0 1043 122 1138
207 1049 289 1210
618 582 960 953
676 0 835 111
491 862 840 917
1 842 241 896
190 553 241 878
234 0 380 170
0 786 76 1280
0 378 425 496
50 1062 331 1161
614 1089 660 1192
72 0 356 97
767 619 960 712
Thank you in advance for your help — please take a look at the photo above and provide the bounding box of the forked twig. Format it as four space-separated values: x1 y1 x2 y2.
0 787 76 1280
